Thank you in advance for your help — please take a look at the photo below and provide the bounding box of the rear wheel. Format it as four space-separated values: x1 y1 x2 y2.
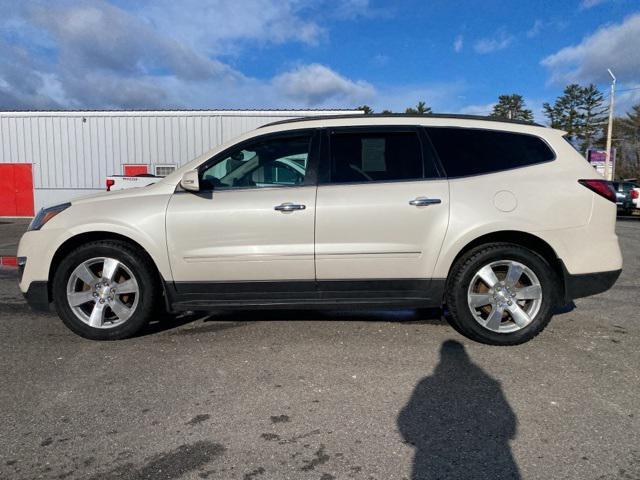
52 240 159 340
445 243 558 345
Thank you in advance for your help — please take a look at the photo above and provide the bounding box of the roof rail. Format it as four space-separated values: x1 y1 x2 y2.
260 113 544 128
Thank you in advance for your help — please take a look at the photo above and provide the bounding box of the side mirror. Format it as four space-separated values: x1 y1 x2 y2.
180 170 200 192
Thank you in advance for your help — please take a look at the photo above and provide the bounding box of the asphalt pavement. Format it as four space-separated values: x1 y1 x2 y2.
0 218 31 257
0 220 638 480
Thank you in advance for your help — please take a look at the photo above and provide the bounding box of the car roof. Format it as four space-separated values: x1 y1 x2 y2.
261 113 545 129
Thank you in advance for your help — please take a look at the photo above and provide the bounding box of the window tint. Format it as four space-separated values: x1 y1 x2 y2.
328 131 427 183
425 127 555 177
200 135 310 189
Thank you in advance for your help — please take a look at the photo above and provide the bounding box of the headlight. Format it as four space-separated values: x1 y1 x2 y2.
28 203 71 231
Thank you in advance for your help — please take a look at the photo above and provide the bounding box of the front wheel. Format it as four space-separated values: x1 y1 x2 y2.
52 240 159 340
445 243 558 346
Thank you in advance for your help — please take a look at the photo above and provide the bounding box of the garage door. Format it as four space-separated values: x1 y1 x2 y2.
0 164 35 216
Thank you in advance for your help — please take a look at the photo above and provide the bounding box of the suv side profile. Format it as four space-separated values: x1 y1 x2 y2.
18 115 622 345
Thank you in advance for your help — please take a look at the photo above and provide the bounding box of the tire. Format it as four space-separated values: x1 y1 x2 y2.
52 240 159 340
445 243 558 346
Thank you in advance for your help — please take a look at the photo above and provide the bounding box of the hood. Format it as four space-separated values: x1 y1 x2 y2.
70 181 176 206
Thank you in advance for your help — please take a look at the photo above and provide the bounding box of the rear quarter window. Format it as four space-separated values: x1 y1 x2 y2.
425 127 555 178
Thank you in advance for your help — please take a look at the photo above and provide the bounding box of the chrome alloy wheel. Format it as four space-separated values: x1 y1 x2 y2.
467 260 542 333
66 257 140 329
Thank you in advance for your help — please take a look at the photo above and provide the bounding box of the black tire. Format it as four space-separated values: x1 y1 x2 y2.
445 243 559 346
52 240 159 340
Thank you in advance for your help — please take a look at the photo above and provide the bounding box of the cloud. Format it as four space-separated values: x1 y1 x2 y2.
332 0 373 19
372 82 467 113
372 54 390 67
28 0 232 81
541 13 640 85
137 0 325 55
473 29 514 54
457 103 495 116
580 0 612 9
272 64 375 106
527 20 544 38
0 0 377 110
453 35 463 53
616 83 640 115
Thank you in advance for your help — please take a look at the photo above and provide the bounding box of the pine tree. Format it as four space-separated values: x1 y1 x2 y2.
614 104 640 179
542 84 607 150
405 101 432 114
580 84 607 149
357 105 374 115
490 94 533 122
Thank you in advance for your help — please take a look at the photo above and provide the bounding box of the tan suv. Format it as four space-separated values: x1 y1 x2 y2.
18 114 622 345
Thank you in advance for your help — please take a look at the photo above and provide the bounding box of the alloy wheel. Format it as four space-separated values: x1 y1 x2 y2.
66 257 140 329
467 260 542 333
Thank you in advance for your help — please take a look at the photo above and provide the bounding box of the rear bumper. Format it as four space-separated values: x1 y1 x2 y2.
562 265 621 303
23 281 51 312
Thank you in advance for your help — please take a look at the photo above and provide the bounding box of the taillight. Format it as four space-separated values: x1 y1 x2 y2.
106 179 115 191
632 189 639 199
578 179 616 203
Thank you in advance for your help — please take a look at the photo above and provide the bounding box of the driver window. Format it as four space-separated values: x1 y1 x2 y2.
201 135 311 190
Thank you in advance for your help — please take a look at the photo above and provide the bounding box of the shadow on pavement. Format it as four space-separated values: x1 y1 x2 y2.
397 340 520 480
140 307 446 336
161 307 443 329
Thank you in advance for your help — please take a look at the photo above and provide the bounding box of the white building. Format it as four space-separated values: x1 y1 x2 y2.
0 109 358 215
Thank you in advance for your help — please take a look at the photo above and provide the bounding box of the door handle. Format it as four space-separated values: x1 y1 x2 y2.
274 202 306 212
409 197 441 206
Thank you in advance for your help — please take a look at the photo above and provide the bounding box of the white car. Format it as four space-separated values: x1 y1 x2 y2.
18 114 622 345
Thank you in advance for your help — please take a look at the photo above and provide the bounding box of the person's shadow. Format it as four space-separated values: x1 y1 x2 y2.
397 340 521 480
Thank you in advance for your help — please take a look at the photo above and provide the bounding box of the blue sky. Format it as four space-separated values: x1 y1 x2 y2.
1 0 640 120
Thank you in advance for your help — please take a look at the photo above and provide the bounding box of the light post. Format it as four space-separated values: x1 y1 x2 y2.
604 69 616 181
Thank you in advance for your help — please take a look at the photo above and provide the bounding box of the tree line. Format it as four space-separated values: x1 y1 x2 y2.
357 85 640 180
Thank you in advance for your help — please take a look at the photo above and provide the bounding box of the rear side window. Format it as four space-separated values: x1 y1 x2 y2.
425 127 555 177
327 131 431 184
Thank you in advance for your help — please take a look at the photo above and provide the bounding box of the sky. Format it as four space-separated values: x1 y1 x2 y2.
1 0 640 121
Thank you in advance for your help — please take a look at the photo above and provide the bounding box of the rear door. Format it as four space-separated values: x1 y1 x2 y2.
314 127 450 299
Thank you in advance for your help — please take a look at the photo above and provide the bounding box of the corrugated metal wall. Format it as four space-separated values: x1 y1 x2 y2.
0 110 355 211
0 111 348 190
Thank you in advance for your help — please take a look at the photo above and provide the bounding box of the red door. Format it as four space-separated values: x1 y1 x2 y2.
0 164 35 216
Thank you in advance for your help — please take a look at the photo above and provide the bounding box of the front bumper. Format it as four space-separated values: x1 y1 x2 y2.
562 265 622 303
23 281 51 312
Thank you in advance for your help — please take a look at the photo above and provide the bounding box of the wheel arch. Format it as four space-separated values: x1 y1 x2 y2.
48 231 170 310
444 230 566 300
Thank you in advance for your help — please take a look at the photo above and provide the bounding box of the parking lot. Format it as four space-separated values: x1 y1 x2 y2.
0 219 638 480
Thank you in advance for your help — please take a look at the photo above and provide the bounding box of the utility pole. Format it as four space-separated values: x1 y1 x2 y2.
604 68 616 181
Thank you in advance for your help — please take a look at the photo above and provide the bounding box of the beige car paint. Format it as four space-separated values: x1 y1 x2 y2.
165 186 317 281
18 116 622 297
315 179 450 279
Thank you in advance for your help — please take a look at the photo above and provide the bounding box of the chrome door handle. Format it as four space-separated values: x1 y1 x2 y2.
274 202 306 212
409 197 441 206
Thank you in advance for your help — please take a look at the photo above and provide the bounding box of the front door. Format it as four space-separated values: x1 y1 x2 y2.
166 131 318 295
314 127 449 300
